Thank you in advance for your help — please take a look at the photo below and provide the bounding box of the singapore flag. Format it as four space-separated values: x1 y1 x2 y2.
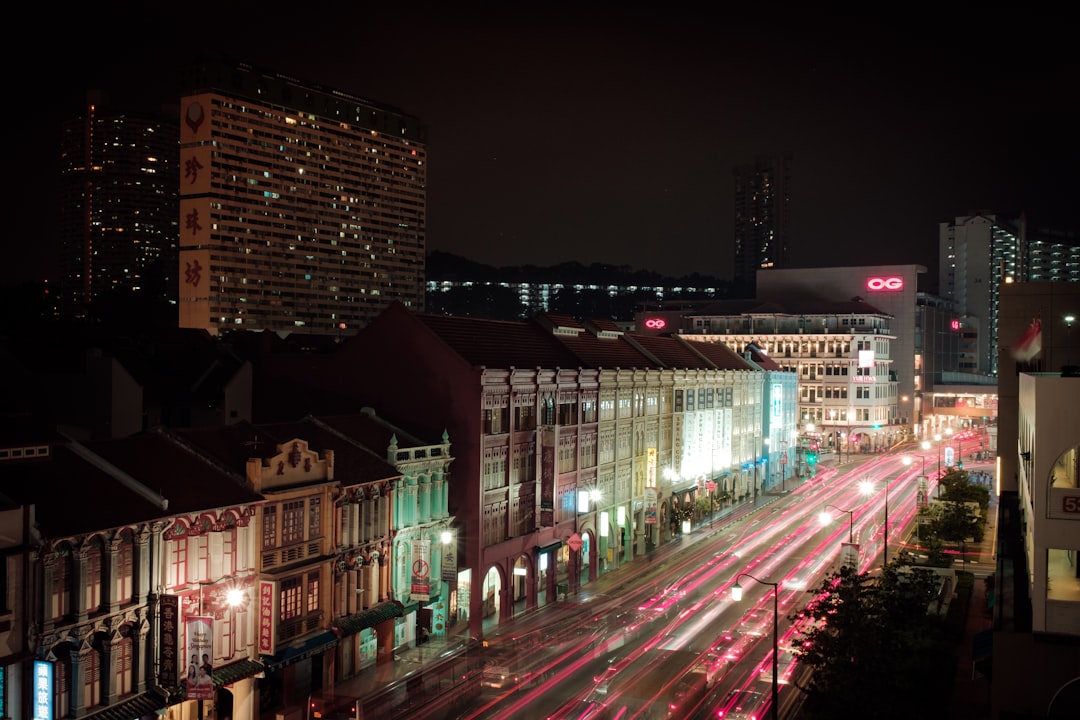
1011 315 1043 362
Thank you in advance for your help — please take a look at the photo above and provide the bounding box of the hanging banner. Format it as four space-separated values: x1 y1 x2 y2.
644 487 658 525
185 616 215 701
158 594 180 688
411 538 432 601
540 427 556 526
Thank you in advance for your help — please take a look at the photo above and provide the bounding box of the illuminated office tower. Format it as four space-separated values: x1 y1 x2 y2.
178 57 427 336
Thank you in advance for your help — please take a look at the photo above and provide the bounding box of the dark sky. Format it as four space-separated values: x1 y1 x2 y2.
11 5 1079 285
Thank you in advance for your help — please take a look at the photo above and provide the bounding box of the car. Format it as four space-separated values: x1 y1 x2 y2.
716 688 766 719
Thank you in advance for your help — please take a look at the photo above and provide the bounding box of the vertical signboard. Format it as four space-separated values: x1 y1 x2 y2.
540 427 556 526
185 616 215 701
441 537 458 582
32 660 53 720
158 594 180 688
771 383 782 421
258 579 279 656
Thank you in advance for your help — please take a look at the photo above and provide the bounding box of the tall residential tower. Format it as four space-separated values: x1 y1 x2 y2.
733 152 791 296
58 93 180 318
178 57 427 336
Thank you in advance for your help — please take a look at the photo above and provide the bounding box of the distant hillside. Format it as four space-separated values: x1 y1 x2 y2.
426 251 727 288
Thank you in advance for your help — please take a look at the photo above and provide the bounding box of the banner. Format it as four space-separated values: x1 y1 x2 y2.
644 487 658 525
411 538 432 601
158 595 180 687
185 616 215 701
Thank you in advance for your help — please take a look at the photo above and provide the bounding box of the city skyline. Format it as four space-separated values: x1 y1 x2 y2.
12 6 1079 286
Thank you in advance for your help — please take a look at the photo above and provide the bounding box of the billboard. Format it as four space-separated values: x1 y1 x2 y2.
185 616 215 701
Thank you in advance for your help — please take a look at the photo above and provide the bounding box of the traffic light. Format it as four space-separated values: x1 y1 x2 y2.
807 452 817 465
958 460 963 469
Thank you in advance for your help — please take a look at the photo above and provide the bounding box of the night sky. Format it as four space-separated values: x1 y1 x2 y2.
11 5 1078 285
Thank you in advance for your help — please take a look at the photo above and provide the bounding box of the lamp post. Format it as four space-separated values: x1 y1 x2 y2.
819 504 855 543
860 479 889 568
934 432 942 479
919 440 930 475
732 574 779 720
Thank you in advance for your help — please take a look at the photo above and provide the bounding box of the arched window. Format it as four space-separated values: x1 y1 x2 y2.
85 538 103 614
115 530 135 605
50 544 73 621
84 644 102 708
52 645 73 719
116 628 134 697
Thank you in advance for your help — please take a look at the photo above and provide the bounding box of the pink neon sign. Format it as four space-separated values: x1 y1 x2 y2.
865 276 904 291
644 318 667 330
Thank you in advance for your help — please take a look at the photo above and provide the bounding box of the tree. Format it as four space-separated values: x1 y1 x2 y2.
790 562 949 719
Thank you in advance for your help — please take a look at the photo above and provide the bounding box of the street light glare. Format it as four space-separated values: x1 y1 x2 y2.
732 582 744 601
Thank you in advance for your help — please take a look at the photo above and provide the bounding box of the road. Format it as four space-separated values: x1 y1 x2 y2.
432 449 939 720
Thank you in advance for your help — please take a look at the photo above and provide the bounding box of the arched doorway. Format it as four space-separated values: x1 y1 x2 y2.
481 566 502 632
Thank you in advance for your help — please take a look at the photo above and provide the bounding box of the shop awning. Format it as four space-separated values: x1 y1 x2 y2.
84 690 166 720
213 658 265 687
334 601 405 637
262 630 339 671
535 540 562 554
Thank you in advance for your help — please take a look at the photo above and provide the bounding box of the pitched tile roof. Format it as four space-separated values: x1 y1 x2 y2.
679 338 757 371
0 444 171 538
415 313 582 369
625 334 717 369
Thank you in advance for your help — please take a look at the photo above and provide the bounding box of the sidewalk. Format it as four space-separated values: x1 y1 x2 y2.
948 492 997 720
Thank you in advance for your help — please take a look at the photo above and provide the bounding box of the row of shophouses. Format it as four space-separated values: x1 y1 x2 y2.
0 299 906 719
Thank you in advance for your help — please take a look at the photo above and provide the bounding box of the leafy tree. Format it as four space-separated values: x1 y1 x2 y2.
425 284 529 320
790 562 948 719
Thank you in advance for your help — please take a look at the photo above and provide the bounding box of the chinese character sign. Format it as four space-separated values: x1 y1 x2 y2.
159 594 180 687
185 616 215 701
258 580 278 656
32 660 53 720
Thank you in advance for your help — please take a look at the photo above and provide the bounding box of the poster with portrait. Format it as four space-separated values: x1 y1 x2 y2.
185 616 215 701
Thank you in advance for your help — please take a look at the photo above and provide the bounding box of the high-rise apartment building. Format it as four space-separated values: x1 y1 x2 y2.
733 152 791 295
939 213 1080 375
58 93 180 318
178 57 427 336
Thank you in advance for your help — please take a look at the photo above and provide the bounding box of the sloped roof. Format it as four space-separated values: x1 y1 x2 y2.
316 410 436 451
626 334 717 370
88 431 262 514
679 338 757 371
415 313 582 369
551 331 660 370
0 444 171 537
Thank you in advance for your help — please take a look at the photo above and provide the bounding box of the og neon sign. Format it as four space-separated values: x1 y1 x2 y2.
643 318 667 330
866 276 904 291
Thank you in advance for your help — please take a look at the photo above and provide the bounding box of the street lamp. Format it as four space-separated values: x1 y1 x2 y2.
860 479 889 568
818 504 855 543
732 573 779 720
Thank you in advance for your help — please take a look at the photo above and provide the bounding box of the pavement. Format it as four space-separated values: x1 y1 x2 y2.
303 449 997 720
